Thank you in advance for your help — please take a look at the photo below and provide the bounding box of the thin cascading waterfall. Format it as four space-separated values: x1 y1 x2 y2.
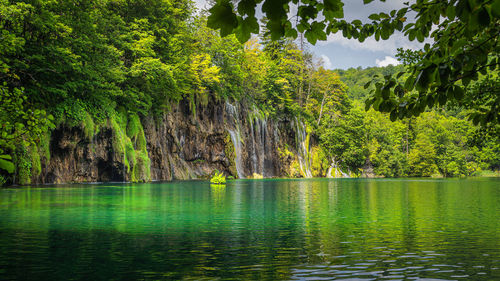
326 158 350 178
326 160 336 178
227 129 244 179
295 118 313 178
225 101 244 179
249 107 269 178
260 118 268 177
250 119 258 174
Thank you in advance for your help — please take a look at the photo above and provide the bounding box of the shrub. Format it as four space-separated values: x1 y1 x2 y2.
210 170 226 184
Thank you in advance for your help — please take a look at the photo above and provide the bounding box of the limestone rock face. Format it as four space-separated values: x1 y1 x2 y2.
34 100 299 184
36 126 122 184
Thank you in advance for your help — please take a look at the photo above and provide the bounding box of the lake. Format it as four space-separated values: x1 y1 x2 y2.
0 178 499 280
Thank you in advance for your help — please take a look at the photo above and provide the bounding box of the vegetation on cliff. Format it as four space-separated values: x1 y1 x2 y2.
0 0 498 185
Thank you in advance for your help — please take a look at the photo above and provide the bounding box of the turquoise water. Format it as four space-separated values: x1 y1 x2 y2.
0 178 499 280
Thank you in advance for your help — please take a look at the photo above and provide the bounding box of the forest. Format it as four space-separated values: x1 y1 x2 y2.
0 0 498 186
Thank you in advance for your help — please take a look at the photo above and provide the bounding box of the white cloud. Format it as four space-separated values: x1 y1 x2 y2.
375 56 400 67
320 55 333 69
319 31 427 55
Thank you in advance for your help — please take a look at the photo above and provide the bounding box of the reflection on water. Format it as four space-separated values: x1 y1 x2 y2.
0 178 499 280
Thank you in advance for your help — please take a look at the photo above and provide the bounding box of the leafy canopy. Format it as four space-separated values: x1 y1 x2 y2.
207 0 500 125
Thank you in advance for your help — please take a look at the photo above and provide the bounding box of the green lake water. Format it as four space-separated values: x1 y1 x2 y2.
0 178 499 280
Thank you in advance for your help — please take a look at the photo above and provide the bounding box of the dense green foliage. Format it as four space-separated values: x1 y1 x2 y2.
334 66 500 177
0 0 498 185
207 0 500 125
335 65 404 100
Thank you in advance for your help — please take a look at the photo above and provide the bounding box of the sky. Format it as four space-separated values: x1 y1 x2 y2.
193 0 425 70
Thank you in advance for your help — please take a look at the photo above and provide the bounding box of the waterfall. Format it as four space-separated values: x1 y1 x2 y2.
295 118 313 178
249 107 270 178
250 119 258 174
225 102 244 179
260 118 267 177
326 158 350 178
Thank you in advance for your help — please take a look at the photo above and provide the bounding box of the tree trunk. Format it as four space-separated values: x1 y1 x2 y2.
317 93 327 126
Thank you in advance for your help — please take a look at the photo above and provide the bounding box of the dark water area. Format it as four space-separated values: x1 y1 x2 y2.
0 178 499 280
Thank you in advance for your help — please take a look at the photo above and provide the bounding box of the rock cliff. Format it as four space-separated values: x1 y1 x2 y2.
31 99 309 184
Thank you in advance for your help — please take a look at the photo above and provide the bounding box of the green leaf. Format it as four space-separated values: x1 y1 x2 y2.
408 30 416 41
235 16 259 43
266 20 285 40
363 0 375 4
237 0 258 17
297 22 308 33
365 98 374 111
352 19 362 26
426 95 435 107
416 31 424 42
285 24 298 38
477 7 491 28
438 93 447 105
207 1 238 37
446 5 456 20
462 75 472 87
304 21 326 44
298 5 318 19
390 110 397 121
404 75 415 91
492 0 500 17
453 86 465 100
382 87 390 99
415 65 435 92
368 14 380 21
0 158 15 173
472 114 481 125
262 0 288 21
394 84 404 97
323 0 344 19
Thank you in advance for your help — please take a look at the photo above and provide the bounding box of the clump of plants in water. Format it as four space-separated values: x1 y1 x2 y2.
210 170 226 184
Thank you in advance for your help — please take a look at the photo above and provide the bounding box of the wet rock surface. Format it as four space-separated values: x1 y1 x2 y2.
34 100 299 184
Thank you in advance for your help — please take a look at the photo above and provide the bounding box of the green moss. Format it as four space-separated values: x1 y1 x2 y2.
137 129 147 151
110 117 126 157
247 106 268 127
278 144 294 159
116 107 128 130
311 146 328 177
289 159 301 178
132 150 151 182
110 111 151 182
15 146 32 185
224 132 236 176
82 112 95 140
39 132 51 163
127 113 141 139
31 147 41 177
125 142 136 174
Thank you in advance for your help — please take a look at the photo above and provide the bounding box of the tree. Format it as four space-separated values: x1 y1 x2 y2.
207 0 500 125
408 133 439 177
0 85 54 174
